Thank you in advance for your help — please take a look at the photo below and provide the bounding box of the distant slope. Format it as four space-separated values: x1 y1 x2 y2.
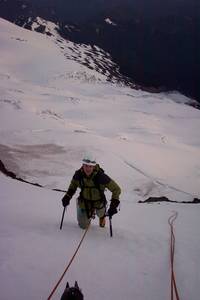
0 0 199 101
1 18 200 201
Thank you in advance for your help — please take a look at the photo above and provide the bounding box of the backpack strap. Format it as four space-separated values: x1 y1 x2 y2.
93 172 107 206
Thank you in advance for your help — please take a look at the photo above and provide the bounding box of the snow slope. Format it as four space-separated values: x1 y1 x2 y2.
0 18 200 300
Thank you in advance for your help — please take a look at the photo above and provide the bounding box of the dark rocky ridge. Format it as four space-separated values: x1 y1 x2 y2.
139 196 200 204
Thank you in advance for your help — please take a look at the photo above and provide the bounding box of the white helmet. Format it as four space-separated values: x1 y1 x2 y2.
82 153 96 166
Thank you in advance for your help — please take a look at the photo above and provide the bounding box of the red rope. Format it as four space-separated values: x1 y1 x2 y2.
168 212 180 300
47 221 91 300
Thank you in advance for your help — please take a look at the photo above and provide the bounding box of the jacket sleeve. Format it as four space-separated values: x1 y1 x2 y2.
66 170 80 198
106 179 121 200
99 172 121 200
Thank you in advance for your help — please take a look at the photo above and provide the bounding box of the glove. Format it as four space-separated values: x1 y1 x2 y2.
62 194 71 207
107 199 120 218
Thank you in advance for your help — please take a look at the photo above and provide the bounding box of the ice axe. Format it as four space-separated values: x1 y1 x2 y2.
106 214 113 237
60 207 66 230
109 216 113 237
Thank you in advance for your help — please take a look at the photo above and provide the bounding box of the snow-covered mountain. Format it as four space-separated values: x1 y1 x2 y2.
1 17 199 198
27 17 133 85
1 0 199 101
0 18 200 300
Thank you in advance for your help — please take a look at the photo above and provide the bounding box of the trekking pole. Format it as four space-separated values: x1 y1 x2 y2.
60 207 66 230
109 216 113 237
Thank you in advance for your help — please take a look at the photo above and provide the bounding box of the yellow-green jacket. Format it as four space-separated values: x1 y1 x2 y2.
66 164 121 209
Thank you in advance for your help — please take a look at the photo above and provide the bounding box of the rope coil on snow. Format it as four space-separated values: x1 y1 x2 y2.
47 220 91 300
168 211 180 300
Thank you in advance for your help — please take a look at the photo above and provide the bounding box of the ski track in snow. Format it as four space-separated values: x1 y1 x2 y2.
123 159 194 197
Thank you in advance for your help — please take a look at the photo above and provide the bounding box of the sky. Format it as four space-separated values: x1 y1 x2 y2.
0 18 200 300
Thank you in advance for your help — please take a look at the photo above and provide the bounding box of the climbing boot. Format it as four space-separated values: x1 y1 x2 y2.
99 216 106 227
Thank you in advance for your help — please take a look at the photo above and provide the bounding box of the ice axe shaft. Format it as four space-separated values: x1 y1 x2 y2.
60 207 66 230
109 216 113 237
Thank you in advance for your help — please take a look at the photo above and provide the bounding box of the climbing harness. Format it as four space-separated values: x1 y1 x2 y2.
79 173 107 219
168 211 180 300
47 220 91 300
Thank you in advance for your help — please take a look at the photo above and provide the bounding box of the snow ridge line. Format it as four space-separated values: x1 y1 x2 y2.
124 160 194 197
0 159 66 192
1 158 199 204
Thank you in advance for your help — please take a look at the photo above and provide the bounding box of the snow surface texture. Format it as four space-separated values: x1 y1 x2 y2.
0 18 200 300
